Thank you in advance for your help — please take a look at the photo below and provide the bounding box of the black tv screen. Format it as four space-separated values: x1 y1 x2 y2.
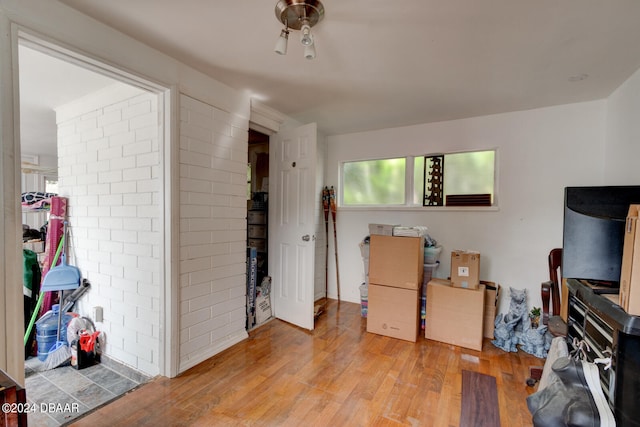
562 186 640 285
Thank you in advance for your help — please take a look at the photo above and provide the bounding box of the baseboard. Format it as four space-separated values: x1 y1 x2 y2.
178 330 248 374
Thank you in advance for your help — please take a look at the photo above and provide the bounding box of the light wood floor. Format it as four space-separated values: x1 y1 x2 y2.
70 299 542 427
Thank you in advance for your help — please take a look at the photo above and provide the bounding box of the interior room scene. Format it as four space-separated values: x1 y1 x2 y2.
1 1 640 426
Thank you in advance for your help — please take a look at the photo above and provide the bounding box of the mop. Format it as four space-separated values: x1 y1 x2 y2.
42 290 72 369
41 221 81 370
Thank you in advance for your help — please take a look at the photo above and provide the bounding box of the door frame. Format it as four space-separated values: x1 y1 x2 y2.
1 26 179 380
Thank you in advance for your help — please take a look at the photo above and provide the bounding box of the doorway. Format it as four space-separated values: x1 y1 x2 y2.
17 34 172 405
246 129 270 330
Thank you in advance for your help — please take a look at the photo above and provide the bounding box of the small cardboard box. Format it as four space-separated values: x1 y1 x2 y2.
247 210 266 224
367 283 420 342
248 224 267 239
482 281 500 339
620 205 640 315
368 223 399 236
425 279 485 351
369 235 424 290
255 294 272 324
450 250 481 289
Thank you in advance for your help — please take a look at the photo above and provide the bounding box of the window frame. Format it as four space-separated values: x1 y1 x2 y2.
339 148 499 210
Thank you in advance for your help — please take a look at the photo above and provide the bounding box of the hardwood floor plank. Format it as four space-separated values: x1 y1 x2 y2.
460 370 500 427
69 300 540 426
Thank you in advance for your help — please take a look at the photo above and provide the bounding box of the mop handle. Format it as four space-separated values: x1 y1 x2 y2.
56 290 63 342
55 222 69 342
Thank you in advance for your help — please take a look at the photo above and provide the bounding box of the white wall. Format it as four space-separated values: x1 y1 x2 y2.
605 67 640 184
178 94 249 372
326 101 607 312
56 84 162 375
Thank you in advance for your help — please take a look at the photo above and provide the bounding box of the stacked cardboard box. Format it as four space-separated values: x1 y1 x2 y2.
620 205 640 315
424 250 487 351
367 234 424 342
482 281 500 339
368 223 398 236
450 250 481 289
425 279 485 351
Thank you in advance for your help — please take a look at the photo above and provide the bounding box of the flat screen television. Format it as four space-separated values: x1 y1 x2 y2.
563 186 640 286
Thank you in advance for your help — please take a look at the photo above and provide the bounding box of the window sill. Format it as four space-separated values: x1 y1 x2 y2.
338 205 500 212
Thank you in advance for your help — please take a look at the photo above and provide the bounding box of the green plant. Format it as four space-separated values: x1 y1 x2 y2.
529 306 541 318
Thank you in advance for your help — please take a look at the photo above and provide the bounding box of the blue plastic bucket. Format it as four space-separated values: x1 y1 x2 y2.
35 304 73 361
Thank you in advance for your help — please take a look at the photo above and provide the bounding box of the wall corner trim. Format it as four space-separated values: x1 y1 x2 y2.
250 99 286 135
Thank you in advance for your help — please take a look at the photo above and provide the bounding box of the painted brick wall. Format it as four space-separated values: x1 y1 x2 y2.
56 85 161 376
178 94 249 372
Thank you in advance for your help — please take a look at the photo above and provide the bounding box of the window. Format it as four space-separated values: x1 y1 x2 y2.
45 177 58 194
342 158 405 205
342 149 496 208
419 150 495 206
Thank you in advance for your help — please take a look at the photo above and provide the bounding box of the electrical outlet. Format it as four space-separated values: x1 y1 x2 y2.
93 306 103 323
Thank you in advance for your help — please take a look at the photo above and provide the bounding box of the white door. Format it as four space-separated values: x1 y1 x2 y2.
270 123 317 330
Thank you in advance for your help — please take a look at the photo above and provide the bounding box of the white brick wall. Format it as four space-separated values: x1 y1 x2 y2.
56 86 161 376
178 94 249 372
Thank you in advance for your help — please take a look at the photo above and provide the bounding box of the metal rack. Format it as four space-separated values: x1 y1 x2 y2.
566 278 640 426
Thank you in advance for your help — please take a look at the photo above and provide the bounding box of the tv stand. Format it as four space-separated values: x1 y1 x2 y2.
566 278 640 427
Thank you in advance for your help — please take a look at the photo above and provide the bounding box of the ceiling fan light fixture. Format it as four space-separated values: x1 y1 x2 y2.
300 22 313 46
274 0 324 60
274 28 289 55
304 43 316 60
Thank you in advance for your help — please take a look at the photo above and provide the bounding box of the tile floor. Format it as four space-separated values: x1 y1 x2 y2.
24 356 151 426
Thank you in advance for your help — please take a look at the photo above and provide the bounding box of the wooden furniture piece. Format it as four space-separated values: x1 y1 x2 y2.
541 248 567 337
1 369 27 427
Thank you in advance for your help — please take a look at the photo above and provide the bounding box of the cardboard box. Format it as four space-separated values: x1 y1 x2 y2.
450 250 481 289
246 247 258 329
482 281 500 339
369 235 424 289
248 210 266 224
367 283 420 342
368 223 399 236
248 224 267 239
620 205 640 315
255 294 272 324
425 279 485 351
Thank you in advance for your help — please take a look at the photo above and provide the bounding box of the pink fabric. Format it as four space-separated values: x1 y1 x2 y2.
39 196 67 316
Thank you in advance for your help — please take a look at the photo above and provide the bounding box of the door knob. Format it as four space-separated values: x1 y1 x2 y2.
302 234 310 241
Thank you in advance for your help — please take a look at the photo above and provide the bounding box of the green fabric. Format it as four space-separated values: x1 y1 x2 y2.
23 249 38 297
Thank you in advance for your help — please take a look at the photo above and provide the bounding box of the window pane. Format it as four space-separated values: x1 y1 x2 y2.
45 177 58 194
443 151 494 202
343 158 406 205
413 156 424 205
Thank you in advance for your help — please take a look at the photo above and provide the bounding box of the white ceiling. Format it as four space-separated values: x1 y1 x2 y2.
20 0 640 158
19 45 122 158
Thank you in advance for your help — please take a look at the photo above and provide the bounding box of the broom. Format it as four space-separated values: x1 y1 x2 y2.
42 290 71 370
